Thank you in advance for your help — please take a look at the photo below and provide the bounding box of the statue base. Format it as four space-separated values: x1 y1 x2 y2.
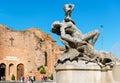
55 61 120 83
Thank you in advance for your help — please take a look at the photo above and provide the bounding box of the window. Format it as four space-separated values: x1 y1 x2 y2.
44 52 47 66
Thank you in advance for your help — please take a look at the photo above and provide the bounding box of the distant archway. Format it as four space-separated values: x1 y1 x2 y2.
17 63 24 80
0 63 6 80
9 63 14 76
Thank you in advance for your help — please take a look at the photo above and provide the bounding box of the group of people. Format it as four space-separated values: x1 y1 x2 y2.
0 76 5 81
26 75 35 83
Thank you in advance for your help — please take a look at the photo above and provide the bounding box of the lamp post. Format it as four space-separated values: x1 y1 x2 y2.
101 25 104 50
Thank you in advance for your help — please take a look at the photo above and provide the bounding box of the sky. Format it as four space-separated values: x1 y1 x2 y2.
0 0 120 58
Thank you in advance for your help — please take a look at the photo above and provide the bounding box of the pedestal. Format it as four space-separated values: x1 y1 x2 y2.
55 61 119 83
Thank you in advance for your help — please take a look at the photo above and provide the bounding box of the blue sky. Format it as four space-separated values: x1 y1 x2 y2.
0 0 120 58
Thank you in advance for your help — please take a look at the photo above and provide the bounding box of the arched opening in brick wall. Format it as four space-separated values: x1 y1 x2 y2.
17 63 24 80
9 63 14 76
0 63 6 80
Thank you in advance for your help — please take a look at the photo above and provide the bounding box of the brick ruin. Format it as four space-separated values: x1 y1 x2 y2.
0 24 63 81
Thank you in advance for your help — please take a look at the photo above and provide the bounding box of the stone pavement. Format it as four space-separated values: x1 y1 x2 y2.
0 81 56 83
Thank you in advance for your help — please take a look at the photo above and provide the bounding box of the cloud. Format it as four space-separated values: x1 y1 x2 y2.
110 41 120 58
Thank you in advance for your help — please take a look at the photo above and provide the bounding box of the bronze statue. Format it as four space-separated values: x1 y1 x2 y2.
51 4 117 68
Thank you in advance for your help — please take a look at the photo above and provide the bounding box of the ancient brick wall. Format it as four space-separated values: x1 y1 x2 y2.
0 24 62 80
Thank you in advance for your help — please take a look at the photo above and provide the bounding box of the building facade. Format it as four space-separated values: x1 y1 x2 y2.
0 24 63 81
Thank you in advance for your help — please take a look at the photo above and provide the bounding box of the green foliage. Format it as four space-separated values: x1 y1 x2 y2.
37 65 46 74
49 74 53 80
40 69 46 74
11 74 15 80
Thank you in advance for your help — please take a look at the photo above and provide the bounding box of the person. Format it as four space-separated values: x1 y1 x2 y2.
33 76 35 81
26 75 30 83
30 76 33 83
20 76 23 82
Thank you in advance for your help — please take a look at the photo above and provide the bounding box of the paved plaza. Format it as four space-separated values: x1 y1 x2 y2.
0 81 55 83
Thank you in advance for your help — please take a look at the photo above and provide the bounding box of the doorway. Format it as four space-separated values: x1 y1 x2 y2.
9 63 14 76
17 63 24 80
0 63 6 80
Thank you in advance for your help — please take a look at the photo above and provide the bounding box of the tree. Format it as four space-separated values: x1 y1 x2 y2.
11 74 15 80
37 65 46 74
37 65 47 81
49 74 53 80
